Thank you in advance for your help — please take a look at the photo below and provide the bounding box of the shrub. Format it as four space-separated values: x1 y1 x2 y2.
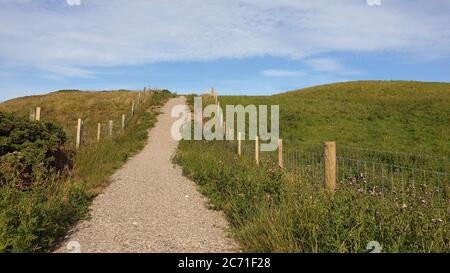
0 112 70 189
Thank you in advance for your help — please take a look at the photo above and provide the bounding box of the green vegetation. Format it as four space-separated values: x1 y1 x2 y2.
175 81 450 253
0 90 173 252
221 81 450 156
0 90 148 143
0 113 68 189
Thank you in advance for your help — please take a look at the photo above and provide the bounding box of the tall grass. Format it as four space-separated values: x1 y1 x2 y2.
175 139 448 253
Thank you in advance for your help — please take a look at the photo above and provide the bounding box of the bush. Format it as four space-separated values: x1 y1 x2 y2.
0 112 70 189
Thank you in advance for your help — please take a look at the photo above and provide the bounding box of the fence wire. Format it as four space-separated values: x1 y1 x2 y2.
222 138 449 210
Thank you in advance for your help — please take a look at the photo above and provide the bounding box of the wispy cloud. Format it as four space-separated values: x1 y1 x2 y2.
0 0 449 78
261 69 305 77
39 65 96 78
305 58 364 76
66 0 81 6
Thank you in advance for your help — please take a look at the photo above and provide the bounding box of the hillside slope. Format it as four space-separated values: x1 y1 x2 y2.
175 81 450 253
222 81 450 156
0 90 146 144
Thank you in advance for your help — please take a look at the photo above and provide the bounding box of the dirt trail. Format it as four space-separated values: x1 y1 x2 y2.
56 97 237 253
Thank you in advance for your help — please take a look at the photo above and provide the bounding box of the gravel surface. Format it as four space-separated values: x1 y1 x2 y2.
55 97 238 253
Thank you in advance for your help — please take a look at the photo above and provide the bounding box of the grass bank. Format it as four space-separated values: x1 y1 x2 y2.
175 139 448 252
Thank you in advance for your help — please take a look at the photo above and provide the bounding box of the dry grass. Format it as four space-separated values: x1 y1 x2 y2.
0 90 146 144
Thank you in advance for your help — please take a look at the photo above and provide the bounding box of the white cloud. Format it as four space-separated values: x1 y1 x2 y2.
261 69 305 77
367 0 382 6
0 0 449 77
305 58 364 76
39 65 95 78
66 0 81 6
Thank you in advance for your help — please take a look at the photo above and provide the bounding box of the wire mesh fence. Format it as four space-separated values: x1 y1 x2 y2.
223 137 449 210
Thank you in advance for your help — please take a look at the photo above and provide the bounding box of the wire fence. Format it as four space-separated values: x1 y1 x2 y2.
224 138 449 210
27 88 157 149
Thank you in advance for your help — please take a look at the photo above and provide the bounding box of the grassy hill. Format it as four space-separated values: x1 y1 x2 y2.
221 81 450 156
0 90 147 144
175 81 450 253
0 89 173 252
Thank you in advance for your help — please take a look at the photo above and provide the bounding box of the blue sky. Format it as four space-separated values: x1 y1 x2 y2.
1 0 449 101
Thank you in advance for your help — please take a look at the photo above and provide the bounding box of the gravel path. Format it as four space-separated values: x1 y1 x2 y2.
56 97 238 253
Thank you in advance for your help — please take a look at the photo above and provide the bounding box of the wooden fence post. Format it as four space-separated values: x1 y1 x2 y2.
76 118 82 149
122 114 126 129
108 120 113 137
278 139 284 168
324 141 337 192
255 136 260 165
35 107 41 121
238 132 242 156
214 88 218 105
97 123 101 142
30 109 36 121
131 101 135 116
138 93 141 105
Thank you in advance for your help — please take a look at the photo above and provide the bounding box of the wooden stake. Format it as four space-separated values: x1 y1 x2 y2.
108 120 113 137
97 123 101 142
76 118 82 149
214 89 218 105
278 139 284 168
30 109 36 121
324 141 337 193
255 136 259 165
131 101 135 116
122 114 126 129
238 132 242 156
35 107 41 121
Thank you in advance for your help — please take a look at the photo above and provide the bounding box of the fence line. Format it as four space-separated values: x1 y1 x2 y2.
28 88 158 150
222 137 449 209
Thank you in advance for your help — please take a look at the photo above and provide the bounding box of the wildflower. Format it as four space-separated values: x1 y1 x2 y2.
401 203 408 209
432 218 443 224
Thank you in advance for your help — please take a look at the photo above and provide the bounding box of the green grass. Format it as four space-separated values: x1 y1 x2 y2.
175 81 450 253
220 81 450 156
0 90 173 252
